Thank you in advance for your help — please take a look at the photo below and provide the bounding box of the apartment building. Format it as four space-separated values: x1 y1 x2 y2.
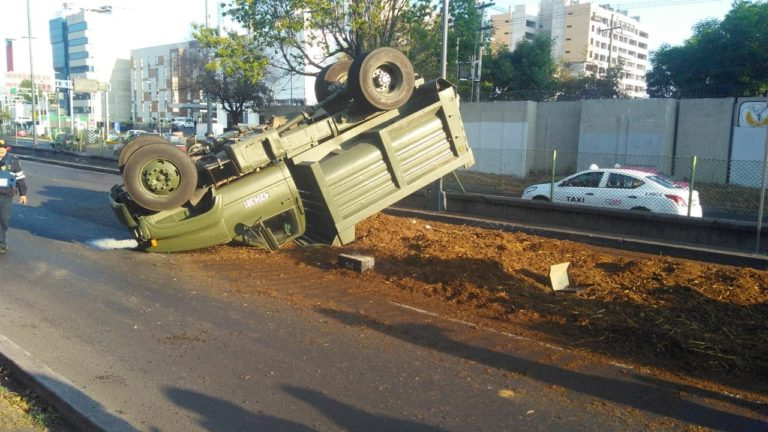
130 42 201 125
490 0 650 98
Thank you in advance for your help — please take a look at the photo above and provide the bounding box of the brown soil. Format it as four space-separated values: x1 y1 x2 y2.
184 213 768 401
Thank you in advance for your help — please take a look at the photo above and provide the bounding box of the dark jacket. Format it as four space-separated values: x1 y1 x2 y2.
0 155 27 197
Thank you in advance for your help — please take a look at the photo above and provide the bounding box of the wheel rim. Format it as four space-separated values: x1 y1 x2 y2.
138 158 183 197
370 64 401 97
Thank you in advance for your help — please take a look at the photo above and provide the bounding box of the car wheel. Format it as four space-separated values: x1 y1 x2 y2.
348 47 415 111
631 207 650 212
118 135 169 171
315 59 353 112
532 196 550 201
122 143 198 211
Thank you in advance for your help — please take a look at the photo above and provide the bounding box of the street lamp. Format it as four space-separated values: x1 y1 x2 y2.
26 0 38 149
205 0 213 135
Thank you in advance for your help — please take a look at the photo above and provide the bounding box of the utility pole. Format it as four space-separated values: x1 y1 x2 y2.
205 0 213 136
599 13 621 77
473 3 495 102
430 0 451 212
26 0 38 150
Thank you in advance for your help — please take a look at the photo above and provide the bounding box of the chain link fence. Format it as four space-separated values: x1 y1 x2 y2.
446 148 768 224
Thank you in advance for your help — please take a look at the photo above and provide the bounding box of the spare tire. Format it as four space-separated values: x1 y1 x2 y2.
315 59 353 112
348 47 415 111
122 143 198 211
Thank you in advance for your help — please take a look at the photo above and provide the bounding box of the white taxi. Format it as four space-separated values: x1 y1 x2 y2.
521 164 703 217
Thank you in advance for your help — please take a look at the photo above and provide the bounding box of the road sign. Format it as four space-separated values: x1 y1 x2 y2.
73 78 99 93
55 79 73 90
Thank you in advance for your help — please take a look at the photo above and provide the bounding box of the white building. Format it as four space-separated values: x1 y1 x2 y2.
490 0 651 98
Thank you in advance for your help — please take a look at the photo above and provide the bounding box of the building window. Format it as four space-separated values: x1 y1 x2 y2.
69 37 88 46
70 51 88 60
68 22 87 32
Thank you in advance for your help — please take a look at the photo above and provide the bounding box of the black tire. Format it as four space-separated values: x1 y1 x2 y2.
348 47 415 111
118 135 168 171
315 59 353 112
631 207 651 212
532 196 550 201
123 143 198 211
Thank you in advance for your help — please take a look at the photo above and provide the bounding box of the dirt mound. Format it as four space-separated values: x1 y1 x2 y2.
187 213 768 399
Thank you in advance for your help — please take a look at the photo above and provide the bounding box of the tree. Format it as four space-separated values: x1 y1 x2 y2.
224 0 428 76
555 63 626 100
483 34 557 101
0 109 11 133
189 25 272 126
646 1 768 98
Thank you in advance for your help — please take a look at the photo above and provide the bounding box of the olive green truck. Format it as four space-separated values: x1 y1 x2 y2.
109 48 474 252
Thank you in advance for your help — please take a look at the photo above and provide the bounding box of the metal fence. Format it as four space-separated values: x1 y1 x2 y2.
447 148 768 224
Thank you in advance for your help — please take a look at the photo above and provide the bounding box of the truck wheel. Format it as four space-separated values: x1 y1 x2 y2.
348 47 415 111
315 59 353 112
123 143 198 211
118 135 168 171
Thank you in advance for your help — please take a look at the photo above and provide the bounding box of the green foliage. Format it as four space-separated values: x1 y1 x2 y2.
190 25 271 125
483 34 557 101
0 109 11 125
647 0 768 98
223 0 422 75
398 0 441 79
555 63 626 100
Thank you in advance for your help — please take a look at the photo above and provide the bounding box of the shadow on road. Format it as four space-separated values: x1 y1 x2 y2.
11 184 125 244
314 307 768 432
164 386 447 432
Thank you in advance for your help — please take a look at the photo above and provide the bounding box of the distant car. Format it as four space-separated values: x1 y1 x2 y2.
184 120 195 128
124 130 148 140
161 132 188 152
114 133 185 156
106 133 122 144
521 164 703 217
52 133 77 150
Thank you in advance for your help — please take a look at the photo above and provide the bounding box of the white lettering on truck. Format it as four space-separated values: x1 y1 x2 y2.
243 192 269 209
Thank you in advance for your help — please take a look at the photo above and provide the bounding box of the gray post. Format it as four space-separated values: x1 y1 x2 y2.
26 0 38 150
205 0 213 136
430 0 450 212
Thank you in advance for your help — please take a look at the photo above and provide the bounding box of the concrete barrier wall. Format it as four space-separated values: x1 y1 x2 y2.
461 101 537 176
459 96 748 182
675 98 735 183
577 98 677 173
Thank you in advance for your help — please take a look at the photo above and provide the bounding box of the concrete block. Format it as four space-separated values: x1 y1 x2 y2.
338 254 375 273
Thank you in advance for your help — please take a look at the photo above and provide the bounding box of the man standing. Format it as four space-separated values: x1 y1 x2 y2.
0 139 28 253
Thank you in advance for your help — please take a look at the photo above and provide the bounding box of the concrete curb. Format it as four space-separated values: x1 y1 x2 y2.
0 335 133 431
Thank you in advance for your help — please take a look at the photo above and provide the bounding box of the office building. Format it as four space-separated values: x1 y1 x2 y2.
48 5 132 130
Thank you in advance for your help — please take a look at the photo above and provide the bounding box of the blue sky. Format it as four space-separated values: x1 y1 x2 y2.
1 0 736 74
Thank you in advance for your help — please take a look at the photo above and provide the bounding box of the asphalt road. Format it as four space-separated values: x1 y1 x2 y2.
0 161 766 431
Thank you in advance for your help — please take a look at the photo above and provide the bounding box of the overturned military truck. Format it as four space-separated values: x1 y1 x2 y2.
110 48 474 252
